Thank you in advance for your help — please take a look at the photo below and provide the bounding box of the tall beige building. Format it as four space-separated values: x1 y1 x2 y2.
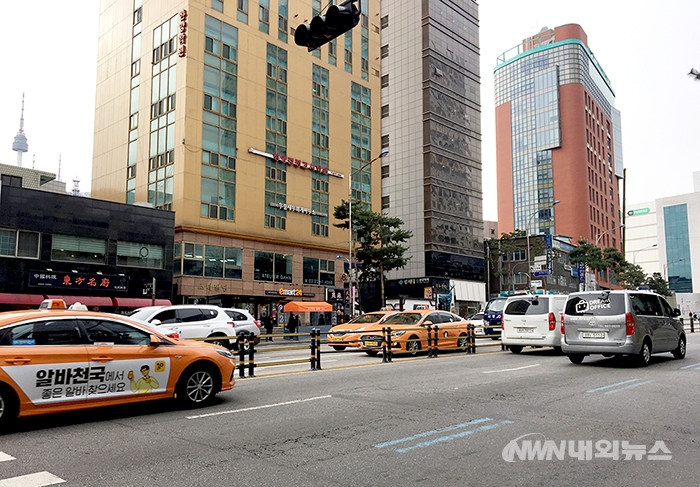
93 0 381 321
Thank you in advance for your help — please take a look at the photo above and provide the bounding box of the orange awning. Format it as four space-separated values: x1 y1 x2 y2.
283 301 332 312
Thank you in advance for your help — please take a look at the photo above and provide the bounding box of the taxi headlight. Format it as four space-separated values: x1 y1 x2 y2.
216 348 234 359
391 330 406 337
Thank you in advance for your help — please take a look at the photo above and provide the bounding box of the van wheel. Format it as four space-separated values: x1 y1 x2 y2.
672 336 686 359
637 340 651 367
568 354 585 364
509 345 523 354
0 384 18 431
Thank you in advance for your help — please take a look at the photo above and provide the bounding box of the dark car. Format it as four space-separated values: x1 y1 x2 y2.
482 297 508 338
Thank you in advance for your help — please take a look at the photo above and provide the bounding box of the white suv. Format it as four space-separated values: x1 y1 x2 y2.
129 304 238 349
223 308 261 351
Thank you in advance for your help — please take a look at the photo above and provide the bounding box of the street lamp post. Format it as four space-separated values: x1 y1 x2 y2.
632 243 658 265
348 149 389 318
525 200 560 280
595 223 625 247
663 258 684 282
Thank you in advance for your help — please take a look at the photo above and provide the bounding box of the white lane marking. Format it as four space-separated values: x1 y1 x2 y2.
0 472 65 487
604 380 654 394
259 359 338 369
586 379 639 393
0 453 15 462
186 395 332 419
681 362 700 369
482 364 541 374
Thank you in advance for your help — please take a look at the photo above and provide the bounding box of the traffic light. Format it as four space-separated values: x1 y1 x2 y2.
294 0 360 51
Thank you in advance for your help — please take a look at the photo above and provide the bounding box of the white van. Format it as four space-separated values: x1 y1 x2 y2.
501 294 568 354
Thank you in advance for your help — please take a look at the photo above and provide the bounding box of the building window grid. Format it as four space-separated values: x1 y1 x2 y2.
311 64 330 237
350 82 372 205
265 43 288 230
259 0 270 33
0 229 40 259
277 0 288 42
237 0 248 23
179 242 244 279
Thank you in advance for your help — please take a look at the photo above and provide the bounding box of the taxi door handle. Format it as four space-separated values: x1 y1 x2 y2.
5 358 31 364
92 356 113 363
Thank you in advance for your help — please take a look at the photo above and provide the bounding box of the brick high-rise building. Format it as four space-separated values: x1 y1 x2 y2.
495 24 624 262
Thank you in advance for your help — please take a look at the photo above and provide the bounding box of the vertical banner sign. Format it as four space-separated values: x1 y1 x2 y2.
578 262 585 284
545 234 553 274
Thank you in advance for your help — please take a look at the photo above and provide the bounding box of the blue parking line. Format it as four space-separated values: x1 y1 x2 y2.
395 420 514 454
604 380 653 394
586 379 639 393
681 362 700 369
374 418 492 449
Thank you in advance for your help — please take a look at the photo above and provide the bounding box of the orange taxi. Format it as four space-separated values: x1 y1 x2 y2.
0 300 236 429
358 309 470 356
326 310 397 351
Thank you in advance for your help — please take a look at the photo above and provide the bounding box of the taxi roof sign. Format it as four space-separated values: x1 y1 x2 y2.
39 299 67 310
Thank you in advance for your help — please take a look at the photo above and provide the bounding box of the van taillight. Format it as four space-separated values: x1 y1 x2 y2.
625 312 635 336
548 312 556 331
501 316 504 330
560 314 565 335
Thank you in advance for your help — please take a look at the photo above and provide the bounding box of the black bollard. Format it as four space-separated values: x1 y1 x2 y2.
386 327 393 362
237 332 246 377
247 332 255 377
382 327 388 363
310 328 317 370
315 329 322 370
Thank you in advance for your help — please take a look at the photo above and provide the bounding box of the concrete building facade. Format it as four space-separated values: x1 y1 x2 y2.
92 0 382 322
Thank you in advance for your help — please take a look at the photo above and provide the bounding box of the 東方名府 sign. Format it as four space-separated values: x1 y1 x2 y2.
29 271 129 292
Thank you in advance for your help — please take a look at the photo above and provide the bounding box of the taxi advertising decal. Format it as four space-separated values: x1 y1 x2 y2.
1 358 171 405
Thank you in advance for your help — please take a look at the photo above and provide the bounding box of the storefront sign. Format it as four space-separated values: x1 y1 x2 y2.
248 148 344 178
269 202 327 217
178 9 188 57
197 282 228 293
265 289 315 297
29 271 129 292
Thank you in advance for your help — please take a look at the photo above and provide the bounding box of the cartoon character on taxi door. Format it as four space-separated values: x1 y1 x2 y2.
128 364 160 393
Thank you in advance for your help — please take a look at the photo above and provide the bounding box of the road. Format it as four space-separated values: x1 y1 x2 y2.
2 335 699 486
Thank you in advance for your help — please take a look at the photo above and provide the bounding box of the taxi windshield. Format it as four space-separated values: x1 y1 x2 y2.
350 313 387 324
383 313 423 325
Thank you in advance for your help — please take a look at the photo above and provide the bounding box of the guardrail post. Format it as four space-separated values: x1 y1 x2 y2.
315 329 322 370
237 332 246 377
310 328 317 370
247 331 255 377
386 327 393 362
426 325 433 358
466 324 476 354
382 327 388 363
691 316 695 333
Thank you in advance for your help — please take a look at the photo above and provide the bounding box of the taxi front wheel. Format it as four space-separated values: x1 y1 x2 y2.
0 384 18 430
176 366 218 407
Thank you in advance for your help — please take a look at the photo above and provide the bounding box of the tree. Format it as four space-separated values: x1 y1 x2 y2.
333 201 412 305
617 263 647 290
644 272 672 296
569 240 607 271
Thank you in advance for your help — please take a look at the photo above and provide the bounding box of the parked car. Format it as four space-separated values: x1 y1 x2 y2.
466 312 487 336
482 297 508 338
561 290 685 366
0 301 235 429
359 310 470 356
501 294 568 354
222 308 260 351
326 311 397 351
129 304 238 349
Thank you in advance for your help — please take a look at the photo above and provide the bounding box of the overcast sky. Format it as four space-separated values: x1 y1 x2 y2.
1 1 699 219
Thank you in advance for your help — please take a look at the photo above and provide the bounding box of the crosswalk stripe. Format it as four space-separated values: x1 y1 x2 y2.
0 453 15 462
0 472 65 487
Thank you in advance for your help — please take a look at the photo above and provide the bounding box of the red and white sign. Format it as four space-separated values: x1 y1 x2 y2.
248 148 344 178
178 9 188 58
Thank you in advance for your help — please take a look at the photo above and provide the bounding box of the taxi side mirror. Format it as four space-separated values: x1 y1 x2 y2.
149 334 163 346
423 320 433 326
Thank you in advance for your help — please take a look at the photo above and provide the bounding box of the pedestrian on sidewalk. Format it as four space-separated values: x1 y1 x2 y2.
262 313 274 341
288 312 299 340
318 313 326 328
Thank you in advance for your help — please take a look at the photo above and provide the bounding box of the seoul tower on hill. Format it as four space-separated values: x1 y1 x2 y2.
12 93 28 167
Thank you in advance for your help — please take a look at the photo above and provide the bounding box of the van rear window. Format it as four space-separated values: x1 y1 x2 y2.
565 293 625 316
505 298 549 315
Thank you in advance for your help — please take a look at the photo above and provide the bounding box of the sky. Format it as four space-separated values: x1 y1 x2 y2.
1 1 699 219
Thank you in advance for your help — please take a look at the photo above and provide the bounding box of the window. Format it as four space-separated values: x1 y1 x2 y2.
205 245 224 277
381 165 389 178
254 251 274 281
237 0 248 23
303 257 335 285
278 0 288 42
179 243 242 279
51 235 106 264
183 243 204 276
259 0 270 33
380 45 388 58
117 241 164 269
83 319 151 346
381 135 389 148
0 229 39 259
381 196 390 209
380 15 388 29
381 74 388 87
381 104 389 118
133 7 143 25
212 0 223 12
